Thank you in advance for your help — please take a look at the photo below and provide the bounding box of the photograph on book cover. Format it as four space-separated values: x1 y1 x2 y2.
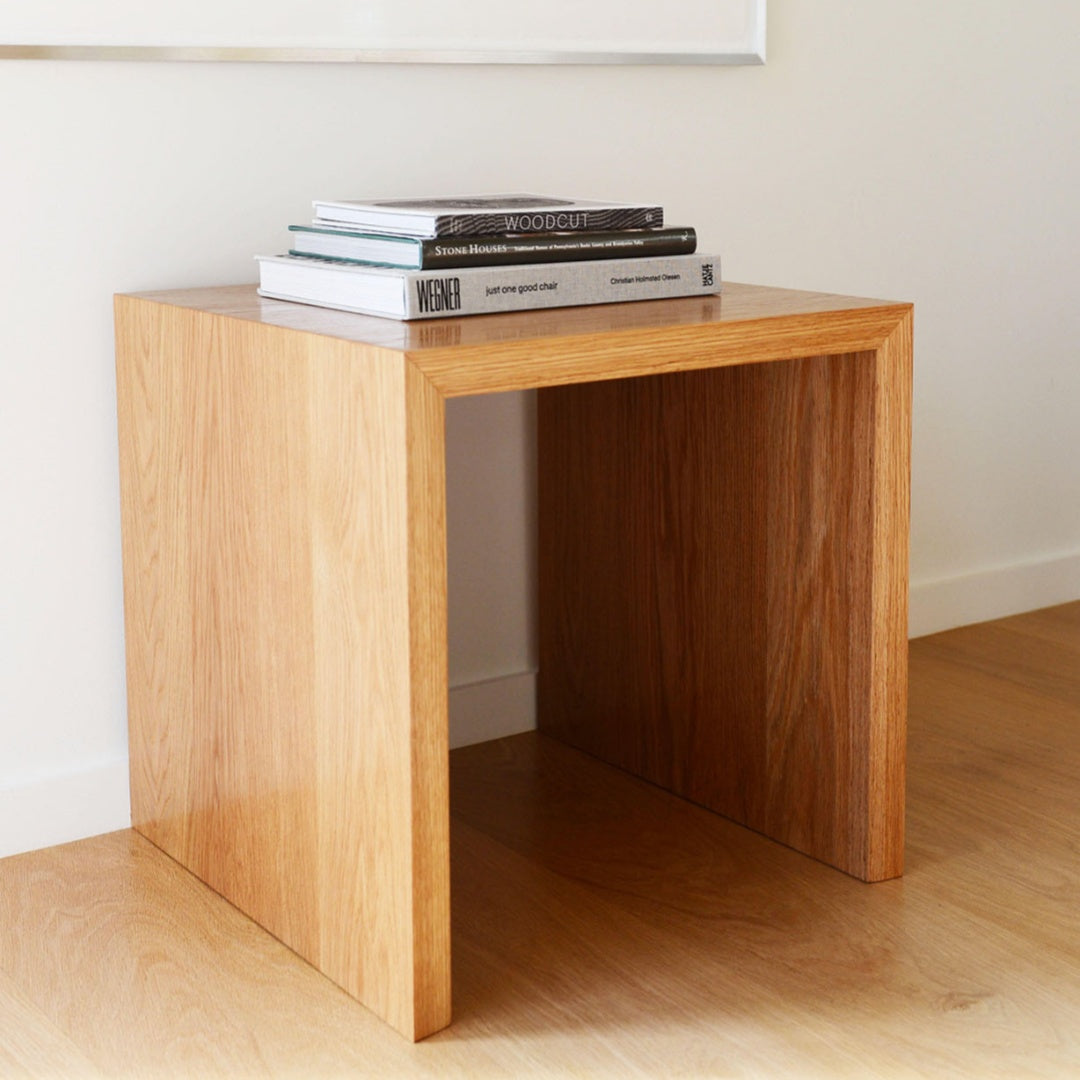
0 0 765 64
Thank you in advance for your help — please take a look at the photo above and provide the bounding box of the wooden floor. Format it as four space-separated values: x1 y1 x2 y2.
3 602 1080 1078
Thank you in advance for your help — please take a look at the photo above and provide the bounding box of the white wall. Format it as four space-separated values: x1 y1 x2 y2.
2 1 1079 857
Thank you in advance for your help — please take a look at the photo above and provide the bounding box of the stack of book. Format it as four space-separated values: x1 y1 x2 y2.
255 194 720 321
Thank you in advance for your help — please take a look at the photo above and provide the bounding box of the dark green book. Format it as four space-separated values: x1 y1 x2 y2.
287 224 697 270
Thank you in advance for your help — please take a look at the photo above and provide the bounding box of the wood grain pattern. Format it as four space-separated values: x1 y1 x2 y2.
865 313 913 880
759 353 874 871
114 280 910 1039
537 332 910 881
0 969 103 1079
403 361 452 1036
114 295 196 861
127 282 910 397
524 289 907 882
115 297 450 1039
537 366 767 819
3 602 1080 1076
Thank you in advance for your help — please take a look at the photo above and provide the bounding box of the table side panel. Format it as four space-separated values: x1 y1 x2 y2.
537 315 910 880
305 334 449 1039
761 352 878 875
115 297 450 1038
537 366 768 819
115 296 199 867
116 299 323 953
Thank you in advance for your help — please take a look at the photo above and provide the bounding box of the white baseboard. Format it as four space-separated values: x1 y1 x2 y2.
909 550 1080 638
0 673 540 859
449 669 537 749
16 567 1078 863
0 755 131 860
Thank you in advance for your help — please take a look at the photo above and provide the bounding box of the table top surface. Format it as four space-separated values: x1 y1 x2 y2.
119 281 912 397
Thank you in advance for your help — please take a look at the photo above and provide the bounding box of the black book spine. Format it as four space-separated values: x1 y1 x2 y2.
418 227 696 269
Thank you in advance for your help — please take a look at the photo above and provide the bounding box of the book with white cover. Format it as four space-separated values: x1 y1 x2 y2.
311 194 664 237
255 252 720 321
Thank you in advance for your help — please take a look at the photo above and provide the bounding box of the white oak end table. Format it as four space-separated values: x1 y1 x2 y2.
114 283 912 1040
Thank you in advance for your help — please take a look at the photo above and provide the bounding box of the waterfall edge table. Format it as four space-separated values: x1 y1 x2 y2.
114 282 912 1040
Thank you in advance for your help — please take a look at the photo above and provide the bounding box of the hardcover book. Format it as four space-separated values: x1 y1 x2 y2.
255 252 720 321
310 194 664 238
288 225 697 270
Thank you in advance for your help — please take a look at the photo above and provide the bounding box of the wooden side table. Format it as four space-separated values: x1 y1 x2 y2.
114 283 911 1040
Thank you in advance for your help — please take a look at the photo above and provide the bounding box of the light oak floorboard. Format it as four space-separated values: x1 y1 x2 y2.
0 970 103 1079
3 602 1080 1077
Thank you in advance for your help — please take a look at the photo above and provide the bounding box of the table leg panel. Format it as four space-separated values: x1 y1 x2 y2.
116 299 451 1039
537 347 907 882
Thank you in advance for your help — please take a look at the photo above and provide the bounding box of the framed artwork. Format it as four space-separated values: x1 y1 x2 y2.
0 0 765 64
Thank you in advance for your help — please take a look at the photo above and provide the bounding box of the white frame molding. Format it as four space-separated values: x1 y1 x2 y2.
0 1 766 65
